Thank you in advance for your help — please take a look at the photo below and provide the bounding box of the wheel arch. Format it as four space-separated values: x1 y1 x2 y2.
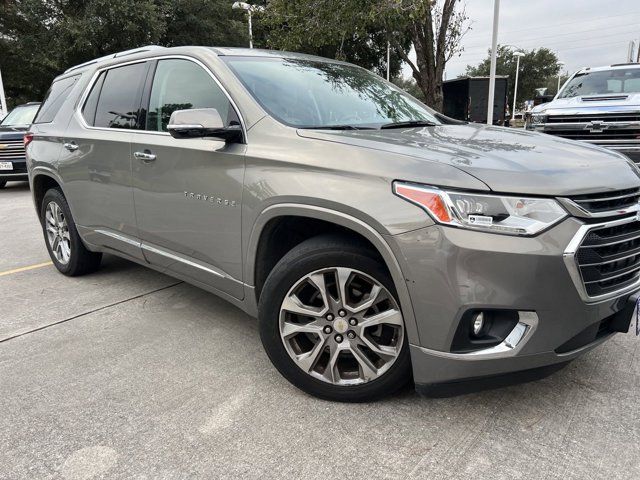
245 203 420 345
31 168 67 220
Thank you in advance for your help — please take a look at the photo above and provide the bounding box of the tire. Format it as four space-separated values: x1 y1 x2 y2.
259 234 411 402
40 188 102 276
0 180 6 189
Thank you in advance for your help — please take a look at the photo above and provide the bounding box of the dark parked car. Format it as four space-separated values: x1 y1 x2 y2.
0 102 40 188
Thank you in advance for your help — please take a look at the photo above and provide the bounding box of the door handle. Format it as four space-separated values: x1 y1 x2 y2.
134 150 157 163
63 142 78 152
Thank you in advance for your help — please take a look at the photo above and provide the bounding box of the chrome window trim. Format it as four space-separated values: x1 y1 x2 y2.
74 54 247 141
563 215 640 303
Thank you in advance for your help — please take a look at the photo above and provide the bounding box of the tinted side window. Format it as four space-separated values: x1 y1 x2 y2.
81 72 105 126
146 59 235 132
94 63 147 129
33 75 80 124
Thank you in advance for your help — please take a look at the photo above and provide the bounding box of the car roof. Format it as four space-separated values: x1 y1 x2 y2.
61 45 351 78
575 63 640 74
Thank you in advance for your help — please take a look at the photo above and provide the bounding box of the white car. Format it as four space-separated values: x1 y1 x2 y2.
526 63 640 163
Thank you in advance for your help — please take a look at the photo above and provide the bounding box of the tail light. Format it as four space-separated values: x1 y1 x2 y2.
24 132 34 148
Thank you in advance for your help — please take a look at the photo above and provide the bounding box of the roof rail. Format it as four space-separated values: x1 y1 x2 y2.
64 45 165 74
610 62 640 67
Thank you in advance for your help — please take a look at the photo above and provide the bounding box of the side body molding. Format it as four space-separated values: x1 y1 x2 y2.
243 203 420 345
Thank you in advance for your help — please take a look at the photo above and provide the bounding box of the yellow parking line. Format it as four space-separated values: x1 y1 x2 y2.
0 261 53 277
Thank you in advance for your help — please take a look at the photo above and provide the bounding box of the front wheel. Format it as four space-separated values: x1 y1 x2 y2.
259 235 411 402
41 188 102 276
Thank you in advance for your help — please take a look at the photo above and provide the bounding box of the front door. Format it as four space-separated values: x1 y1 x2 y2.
131 58 246 299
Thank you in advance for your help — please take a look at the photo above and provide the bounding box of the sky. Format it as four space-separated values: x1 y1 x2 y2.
403 0 640 79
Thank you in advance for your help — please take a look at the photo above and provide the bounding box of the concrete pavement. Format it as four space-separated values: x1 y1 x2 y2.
1 181 639 479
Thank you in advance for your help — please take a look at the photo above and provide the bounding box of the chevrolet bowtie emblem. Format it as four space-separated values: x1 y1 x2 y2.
0 144 7 150
584 121 609 133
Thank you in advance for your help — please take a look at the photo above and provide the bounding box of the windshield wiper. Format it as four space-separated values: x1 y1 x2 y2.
300 124 376 130
380 120 437 129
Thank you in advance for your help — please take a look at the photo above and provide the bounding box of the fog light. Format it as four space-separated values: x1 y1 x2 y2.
472 313 485 337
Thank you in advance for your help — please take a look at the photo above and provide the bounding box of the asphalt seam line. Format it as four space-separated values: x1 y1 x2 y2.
0 281 183 344
0 261 53 277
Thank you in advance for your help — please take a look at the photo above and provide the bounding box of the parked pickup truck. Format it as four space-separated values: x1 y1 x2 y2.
0 102 41 188
526 63 640 163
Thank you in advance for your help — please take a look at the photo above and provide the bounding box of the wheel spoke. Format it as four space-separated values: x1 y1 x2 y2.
54 203 64 224
60 241 71 261
335 267 352 307
357 335 398 360
307 272 330 311
281 294 327 318
281 319 324 338
52 236 60 252
358 308 403 329
45 210 56 227
349 344 378 381
351 284 382 314
296 337 327 373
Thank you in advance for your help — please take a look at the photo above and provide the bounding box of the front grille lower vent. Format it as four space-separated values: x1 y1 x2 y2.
0 139 25 161
575 220 640 297
568 188 640 214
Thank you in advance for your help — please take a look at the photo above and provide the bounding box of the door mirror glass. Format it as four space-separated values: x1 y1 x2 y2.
167 108 242 142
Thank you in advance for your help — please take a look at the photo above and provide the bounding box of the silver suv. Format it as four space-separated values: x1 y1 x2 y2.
27 46 640 402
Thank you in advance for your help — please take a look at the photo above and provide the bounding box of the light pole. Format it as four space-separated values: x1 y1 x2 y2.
511 51 524 123
486 0 500 125
557 61 565 95
0 65 7 119
386 41 390 81
232 2 264 49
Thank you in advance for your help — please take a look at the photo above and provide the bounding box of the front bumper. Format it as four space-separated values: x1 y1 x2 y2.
392 218 636 392
0 160 28 181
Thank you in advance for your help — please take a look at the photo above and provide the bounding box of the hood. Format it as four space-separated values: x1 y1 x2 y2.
297 123 640 196
0 125 29 140
532 93 640 114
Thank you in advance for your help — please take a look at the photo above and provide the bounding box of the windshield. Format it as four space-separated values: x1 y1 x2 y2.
0 104 40 126
559 68 640 98
222 56 440 128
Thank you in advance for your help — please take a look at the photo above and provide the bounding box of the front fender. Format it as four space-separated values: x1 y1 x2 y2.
244 203 421 346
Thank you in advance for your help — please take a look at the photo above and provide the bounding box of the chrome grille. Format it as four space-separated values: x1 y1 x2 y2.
567 188 640 214
0 139 26 161
574 219 640 298
546 113 640 123
545 128 640 141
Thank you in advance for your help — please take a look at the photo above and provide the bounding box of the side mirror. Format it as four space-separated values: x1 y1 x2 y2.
167 108 242 143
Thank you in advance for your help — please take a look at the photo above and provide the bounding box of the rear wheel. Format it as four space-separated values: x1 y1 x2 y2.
41 188 102 276
259 235 411 402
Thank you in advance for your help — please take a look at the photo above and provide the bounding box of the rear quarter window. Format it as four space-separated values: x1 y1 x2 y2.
33 75 81 124
90 62 147 129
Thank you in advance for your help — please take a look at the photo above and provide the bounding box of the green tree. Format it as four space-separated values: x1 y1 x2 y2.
263 0 470 111
465 45 561 110
393 77 425 102
0 0 248 108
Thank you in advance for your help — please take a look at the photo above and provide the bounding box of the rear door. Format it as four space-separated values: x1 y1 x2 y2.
131 57 246 298
59 61 149 260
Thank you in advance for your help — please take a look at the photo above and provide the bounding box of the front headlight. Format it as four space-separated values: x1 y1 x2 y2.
529 113 546 124
394 182 567 236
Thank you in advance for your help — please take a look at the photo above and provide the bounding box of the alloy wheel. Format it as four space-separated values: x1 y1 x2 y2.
45 201 71 265
279 267 404 386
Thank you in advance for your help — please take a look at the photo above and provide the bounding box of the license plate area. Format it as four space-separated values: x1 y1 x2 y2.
0 161 13 170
